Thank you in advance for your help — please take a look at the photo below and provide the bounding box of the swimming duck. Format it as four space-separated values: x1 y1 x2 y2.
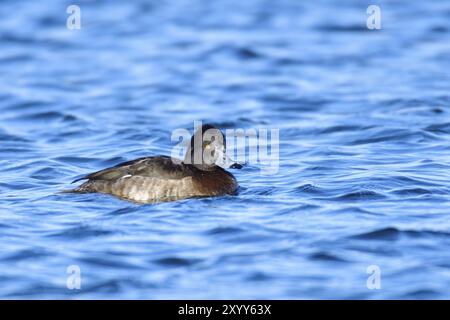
69 124 242 203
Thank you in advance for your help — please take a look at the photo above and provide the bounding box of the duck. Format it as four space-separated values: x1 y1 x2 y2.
69 124 242 203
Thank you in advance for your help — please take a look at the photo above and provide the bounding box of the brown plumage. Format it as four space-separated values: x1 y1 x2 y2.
68 125 242 204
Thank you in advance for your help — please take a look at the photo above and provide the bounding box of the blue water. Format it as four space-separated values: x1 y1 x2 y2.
1 0 450 299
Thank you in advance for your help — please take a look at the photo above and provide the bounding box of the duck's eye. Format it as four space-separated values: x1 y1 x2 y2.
203 141 211 148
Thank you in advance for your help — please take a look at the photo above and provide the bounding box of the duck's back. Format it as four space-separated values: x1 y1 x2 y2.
71 156 237 203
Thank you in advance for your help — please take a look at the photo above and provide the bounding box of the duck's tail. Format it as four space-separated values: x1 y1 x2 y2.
60 181 95 193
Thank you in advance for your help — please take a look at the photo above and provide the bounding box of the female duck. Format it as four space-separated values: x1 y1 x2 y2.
70 124 242 203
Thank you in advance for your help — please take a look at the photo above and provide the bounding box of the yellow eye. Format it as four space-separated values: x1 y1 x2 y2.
203 141 210 148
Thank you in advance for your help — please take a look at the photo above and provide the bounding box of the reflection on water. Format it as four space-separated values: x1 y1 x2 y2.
1 0 450 299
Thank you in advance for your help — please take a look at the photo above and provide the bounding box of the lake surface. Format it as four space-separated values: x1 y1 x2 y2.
1 0 450 299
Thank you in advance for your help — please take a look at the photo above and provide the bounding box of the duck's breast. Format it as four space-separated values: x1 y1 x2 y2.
192 170 238 196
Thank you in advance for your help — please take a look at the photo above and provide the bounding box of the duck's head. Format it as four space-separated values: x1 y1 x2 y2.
183 124 242 171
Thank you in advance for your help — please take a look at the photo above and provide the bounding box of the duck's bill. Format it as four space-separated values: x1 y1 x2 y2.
214 147 244 169
229 162 243 169
217 157 243 169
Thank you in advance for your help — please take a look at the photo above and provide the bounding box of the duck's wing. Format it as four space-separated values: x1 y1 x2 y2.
72 156 188 183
